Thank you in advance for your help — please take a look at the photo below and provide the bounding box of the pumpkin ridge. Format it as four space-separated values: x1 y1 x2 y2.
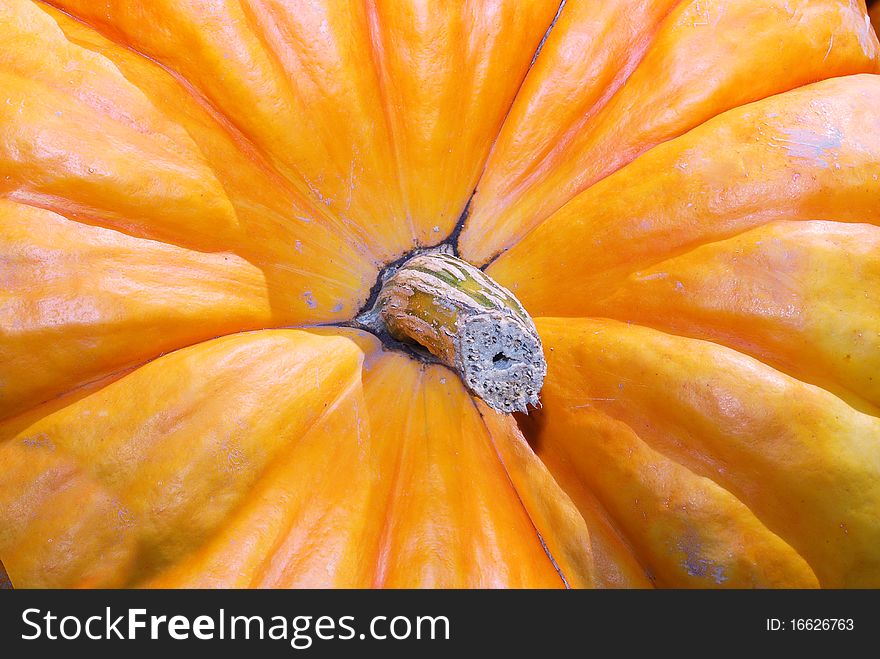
528 0 567 68
526 387 743 570
359 0 563 248
3 313 386 432
0 200 300 422
6 194 229 260
478 414 570 590
527 416 676 588
472 0 684 228
138 339 382 589
582 221 880 417
532 383 819 587
233 0 397 259
0 365 135 436
188 373 369 589
486 74 880 314
368 360 424 589
574 313 880 420
0 4 259 251
1 329 369 587
537 317 880 587
541 366 800 538
474 403 569 589
362 1 418 249
38 0 381 263
570 213 880 301
461 0 880 267
524 440 656 588
471 398 599 589
466 0 573 210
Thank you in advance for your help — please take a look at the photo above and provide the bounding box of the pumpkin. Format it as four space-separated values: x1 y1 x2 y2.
872 1 879 36
1 0 879 590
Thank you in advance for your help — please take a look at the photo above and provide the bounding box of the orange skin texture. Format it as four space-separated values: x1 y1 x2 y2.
459 0 880 264
1 0 880 588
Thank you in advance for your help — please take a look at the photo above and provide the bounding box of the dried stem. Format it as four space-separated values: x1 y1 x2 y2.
358 249 545 413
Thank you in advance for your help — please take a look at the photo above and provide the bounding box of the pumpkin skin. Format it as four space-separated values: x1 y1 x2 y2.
1 0 879 589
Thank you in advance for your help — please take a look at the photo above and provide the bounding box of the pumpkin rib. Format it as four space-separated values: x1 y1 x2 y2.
0 2 260 252
528 398 820 588
0 72 239 253
528 0 568 67
37 1 383 268
363 356 567 588
479 431 570 590
2 2 385 422
0 196 373 424
520 363 813 583
142 329 387 588
464 0 574 200
460 0 880 265
504 212 880 337
573 314 880 421
413 363 569 588
6 192 231 262
506 0 679 188
39 0 416 262
359 0 564 250
469 0 683 223
524 354 818 588
0 329 371 587
532 328 827 587
361 2 418 249
586 220 880 414
0 365 135 442
238 373 370 588
6 192 235 260
487 74 880 317
146 366 377 588
537 318 880 587
570 382 812 550
365 354 422 588
473 402 576 589
569 207 880 310
0 201 275 422
231 0 401 259
527 440 656 588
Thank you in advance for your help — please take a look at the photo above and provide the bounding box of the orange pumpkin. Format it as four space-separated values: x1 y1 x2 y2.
871 1 879 36
1 0 879 589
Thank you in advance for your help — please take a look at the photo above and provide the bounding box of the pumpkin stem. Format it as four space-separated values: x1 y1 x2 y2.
357 248 546 413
